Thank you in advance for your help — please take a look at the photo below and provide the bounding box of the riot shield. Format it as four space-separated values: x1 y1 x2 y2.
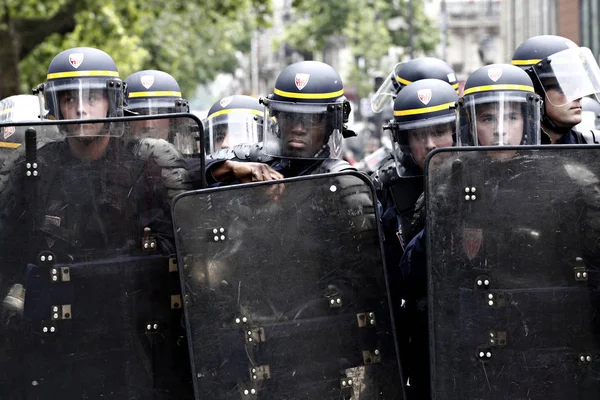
0 114 203 399
173 172 404 399
426 146 600 399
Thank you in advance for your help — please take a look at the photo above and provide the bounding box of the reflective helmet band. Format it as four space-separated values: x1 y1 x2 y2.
511 59 542 66
395 75 412 86
46 70 120 80
463 84 534 96
394 101 456 116
207 108 263 119
0 141 21 149
128 91 182 98
273 88 344 100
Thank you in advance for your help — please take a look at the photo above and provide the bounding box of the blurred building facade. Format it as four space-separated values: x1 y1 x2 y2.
441 0 502 83
501 0 600 61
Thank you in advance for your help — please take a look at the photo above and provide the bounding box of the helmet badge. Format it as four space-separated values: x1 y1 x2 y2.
295 73 310 91
487 68 503 82
417 89 432 105
3 126 15 140
219 96 233 108
141 75 155 89
68 53 84 69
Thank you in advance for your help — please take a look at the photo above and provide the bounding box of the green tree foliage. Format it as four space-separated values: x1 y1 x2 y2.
1 0 271 99
284 0 439 98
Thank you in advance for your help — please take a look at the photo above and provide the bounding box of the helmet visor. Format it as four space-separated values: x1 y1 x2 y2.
458 91 541 147
206 111 263 154
42 78 123 137
371 65 402 113
263 100 343 159
391 114 456 175
533 47 600 107
126 98 186 115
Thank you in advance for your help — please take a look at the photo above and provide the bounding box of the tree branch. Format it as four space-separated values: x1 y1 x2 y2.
14 1 78 60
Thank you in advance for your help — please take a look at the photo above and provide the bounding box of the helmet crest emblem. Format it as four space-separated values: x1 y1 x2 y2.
487 68 503 82
219 96 233 108
141 75 155 89
295 73 310 91
417 89 432 105
3 126 15 140
68 53 84 69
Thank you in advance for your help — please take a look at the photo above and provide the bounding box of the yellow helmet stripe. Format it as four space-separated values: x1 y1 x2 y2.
0 141 20 149
0 108 13 116
273 88 344 100
207 108 263 119
396 75 412 86
47 70 120 80
511 59 541 66
128 91 182 98
394 101 456 117
463 84 534 96
397 76 459 90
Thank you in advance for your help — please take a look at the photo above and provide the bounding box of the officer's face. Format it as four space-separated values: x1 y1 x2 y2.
59 89 109 136
408 123 454 170
476 102 524 146
544 86 582 128
280 112 327 157
130 117 170 140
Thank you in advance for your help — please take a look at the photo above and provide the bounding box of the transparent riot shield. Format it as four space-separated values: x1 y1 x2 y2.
173 172 405 399
0 114 203 399
425 146 600 399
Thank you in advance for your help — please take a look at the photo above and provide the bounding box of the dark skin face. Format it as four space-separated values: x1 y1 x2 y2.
280 112 328 158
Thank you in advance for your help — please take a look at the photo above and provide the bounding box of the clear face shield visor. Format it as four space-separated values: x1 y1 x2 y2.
390 114 456 175
457 91 541 147
533 47 600 107
371 64 404 114
41 78 123 137
205 110 263 154
263 100 344 159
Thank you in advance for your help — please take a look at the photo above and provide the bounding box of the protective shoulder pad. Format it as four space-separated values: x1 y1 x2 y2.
316 158 357 174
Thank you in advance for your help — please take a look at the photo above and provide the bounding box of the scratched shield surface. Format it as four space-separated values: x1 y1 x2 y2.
172 171 405 399
0 116 204 399
425 147 600 399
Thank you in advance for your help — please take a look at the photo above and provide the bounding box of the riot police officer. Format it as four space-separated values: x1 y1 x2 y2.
124 69 198 156
0 47 179 257
378 78 458 262
511 35 600 144
0 46 194 398
377 78 458 398
204 94 263 153
197 61 356 185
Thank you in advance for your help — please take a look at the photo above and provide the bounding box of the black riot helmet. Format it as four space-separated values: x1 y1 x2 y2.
371 57 458 113
35 47 125 137
124 70 188 115
205 95 263 154
124 70 198 154
457 64 541 151
512 35 600 111
386 78 458 176
261 61 352 160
